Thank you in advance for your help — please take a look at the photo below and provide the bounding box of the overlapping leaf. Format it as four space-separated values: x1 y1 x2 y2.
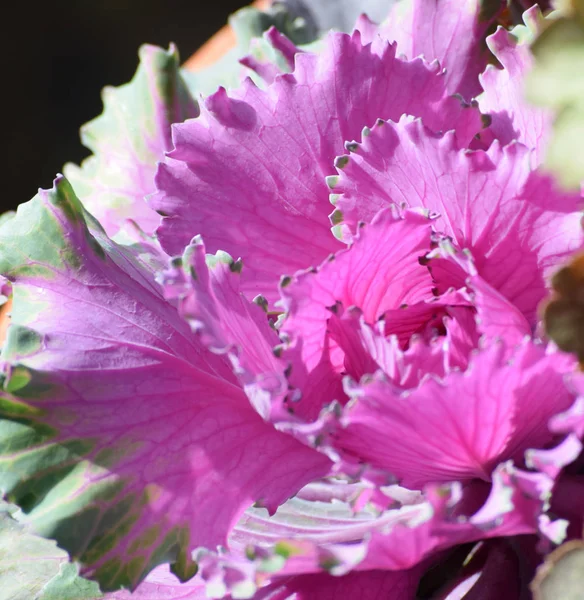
479 6 550 164
381 0 506 99
152 30 481 303
334 341 575 488
331 117 583 325
0 177 329 591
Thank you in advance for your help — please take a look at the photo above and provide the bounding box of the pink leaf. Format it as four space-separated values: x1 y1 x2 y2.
333 117 582 325
335 341 575 488
152 31 481 303
381 0 506 99
478 7 551 164
277 209 435 419
0 178 330 590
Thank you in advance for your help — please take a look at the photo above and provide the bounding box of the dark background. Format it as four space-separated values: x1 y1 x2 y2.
4 1 248 213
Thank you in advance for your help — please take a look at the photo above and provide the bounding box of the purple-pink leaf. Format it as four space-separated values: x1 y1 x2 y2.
478 6 550 164
381 0 506 99
152 30 481 303
0 177 330 591
438 244 532 347
104 565 208 599
161 237 285 419
252 569 422 599
333 117 583 325
334 341 575 488
280 208 434 368
434 540 523 600
550 376 584 439
326 307 452 387
185 467 548 597
242 463 548 579
277 208 435 419
526 435 583 481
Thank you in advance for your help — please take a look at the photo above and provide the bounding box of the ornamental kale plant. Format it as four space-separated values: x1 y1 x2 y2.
2 1 584 598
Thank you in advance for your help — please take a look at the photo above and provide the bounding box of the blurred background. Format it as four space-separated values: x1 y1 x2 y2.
5 1 248 212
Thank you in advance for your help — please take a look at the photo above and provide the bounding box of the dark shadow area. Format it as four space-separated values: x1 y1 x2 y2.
4 1 248 212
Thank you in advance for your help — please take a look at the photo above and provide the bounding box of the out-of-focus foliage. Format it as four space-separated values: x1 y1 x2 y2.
526 0 584 188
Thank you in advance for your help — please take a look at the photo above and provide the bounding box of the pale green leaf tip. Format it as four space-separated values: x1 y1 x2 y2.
46 175 84 223
170 545 198 583
253 295 269 312
329 208 344 226
325 175 340 190
331 224 345 241
205 249 243 274
0 175 92 278
2 325 43 361
334 155 350 169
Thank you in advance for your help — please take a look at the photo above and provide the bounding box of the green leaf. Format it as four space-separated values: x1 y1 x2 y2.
0 501 102 600
229 3 317 48
0 176 86 279
38 563 103 600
